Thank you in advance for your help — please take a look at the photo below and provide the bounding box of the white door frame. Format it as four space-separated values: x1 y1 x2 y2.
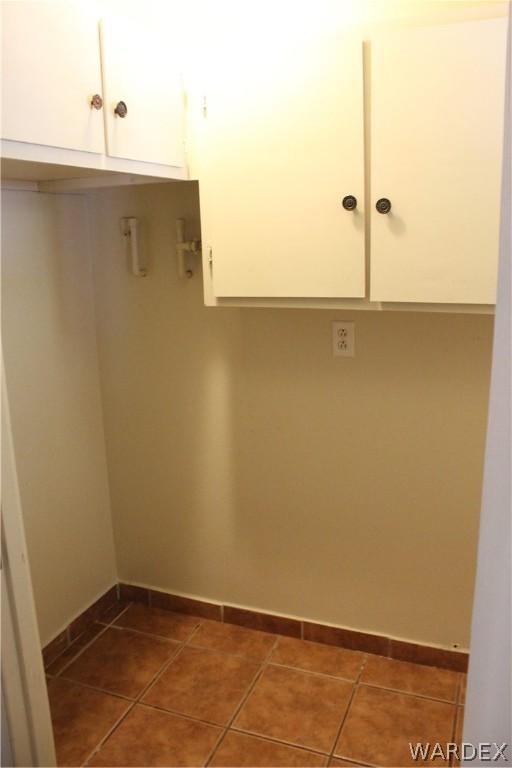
463 2 512 759
1 364 56 767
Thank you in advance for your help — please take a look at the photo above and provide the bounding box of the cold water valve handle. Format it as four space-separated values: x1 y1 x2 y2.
176 219 201 279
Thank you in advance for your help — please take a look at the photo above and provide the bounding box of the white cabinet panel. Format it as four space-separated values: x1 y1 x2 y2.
194 10 365 299
1 1 105 154
370 18 507 304
100 16 185 167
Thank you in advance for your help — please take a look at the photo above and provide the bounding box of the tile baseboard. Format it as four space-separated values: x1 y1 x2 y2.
42 582 469 674
389 638 468 673
42 585 118 667
223 605 301 638
118 583 150 605
42 629 68 668
116 583 468 672
150 588 222 621
68 586 119 642
303 621 390 657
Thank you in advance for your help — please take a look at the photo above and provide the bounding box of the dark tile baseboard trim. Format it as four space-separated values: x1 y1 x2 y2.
42 582 469 673
223 605 301 639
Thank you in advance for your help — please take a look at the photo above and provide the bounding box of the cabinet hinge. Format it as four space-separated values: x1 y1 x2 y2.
202 95 208 118
208 246 213 266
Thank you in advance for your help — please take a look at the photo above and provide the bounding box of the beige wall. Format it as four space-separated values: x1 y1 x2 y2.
2 191 117 646
91 183 492 650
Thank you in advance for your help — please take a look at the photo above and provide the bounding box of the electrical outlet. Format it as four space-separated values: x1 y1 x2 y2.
332 322 355 357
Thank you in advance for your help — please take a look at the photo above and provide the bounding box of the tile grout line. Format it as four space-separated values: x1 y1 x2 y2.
454 672 462 708
82 701 137 767
132 619 206 707
55 676 136 704
204 669 271 765
226 726 336 761
449 688 461 768
205 634 280 767
354 680 461 706
328 653 369 765
202 724 230 767
451 671 462 768
137 700 227 730
82 618 207 765
264 660 360 685
101 621 190 646
47 603 133 677
186 641 275 664
226 723 338 760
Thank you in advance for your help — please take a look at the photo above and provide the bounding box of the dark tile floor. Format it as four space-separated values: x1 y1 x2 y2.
46 602 466 767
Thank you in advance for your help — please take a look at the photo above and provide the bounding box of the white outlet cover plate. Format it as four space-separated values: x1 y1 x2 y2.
332 321 355 357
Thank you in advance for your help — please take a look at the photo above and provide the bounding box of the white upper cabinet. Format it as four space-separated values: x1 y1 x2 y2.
100 16 185 167
1 1 105 153
194 9 506 308
370 18 507 305
1 1 186 177
193 7 365 299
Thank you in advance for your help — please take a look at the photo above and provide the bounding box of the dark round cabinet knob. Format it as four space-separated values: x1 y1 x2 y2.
376 198 392 214
342 195 357 211
114 101 128 118
90 94 103 110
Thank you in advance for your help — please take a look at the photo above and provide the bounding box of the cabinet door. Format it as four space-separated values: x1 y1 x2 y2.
370 18 507 304
100 16 185 167
1 1 104 153
194 9 365 298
